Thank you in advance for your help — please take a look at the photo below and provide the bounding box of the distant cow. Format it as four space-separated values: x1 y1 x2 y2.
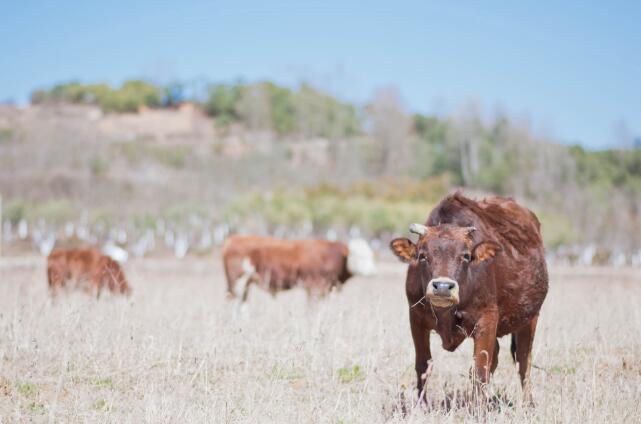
390 193 548 404
222 235 376 302
47 248 131 297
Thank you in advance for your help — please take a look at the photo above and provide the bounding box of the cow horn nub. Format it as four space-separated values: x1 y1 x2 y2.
409 223 428 236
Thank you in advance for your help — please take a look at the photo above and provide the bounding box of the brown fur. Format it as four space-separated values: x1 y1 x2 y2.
390 192 548 404
222 235 352 301
47 248 131 297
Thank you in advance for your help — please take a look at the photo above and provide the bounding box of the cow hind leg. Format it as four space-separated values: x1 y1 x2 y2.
236 258 255 301
510 333 517 363
490 339 500 374
223 258 238 299
514 316 539 406
231 258 256 318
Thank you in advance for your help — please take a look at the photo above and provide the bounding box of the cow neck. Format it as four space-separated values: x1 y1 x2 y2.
424 304 466 351
429 304 458 334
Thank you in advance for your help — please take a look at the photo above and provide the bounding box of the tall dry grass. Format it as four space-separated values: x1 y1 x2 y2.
0 258 640 423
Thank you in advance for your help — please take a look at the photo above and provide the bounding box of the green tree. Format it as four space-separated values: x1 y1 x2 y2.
265 83 296 135
102 80 161 112
204 83 242 125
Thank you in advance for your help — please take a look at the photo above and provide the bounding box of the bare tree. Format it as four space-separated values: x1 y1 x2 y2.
446 102 484 186
295 84 326 139
368 88 412 175
236 84 271 131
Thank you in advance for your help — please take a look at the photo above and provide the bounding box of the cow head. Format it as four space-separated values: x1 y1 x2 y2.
100 257 132 296
347 238 377 276
389 223 501 308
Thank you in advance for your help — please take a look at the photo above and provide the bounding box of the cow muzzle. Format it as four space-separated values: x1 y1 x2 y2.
425 277 459 308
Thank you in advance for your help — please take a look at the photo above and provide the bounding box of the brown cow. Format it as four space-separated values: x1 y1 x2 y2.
47 248 131 297
390 192 548 404
222 235 376 302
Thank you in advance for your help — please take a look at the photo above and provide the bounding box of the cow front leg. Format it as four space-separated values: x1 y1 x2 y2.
47 266 63 298
410 312 432 402
90 269 105 299
514 315 538 406
471 312 498 399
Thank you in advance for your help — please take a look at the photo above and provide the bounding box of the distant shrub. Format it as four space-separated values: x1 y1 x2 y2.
92 399 109 411
119 142 145 164
4 200 27 224
90 210 114 227
31 80 162 113
118 142 189 169
307 195 344 230
33 200 73 224
204 84 242 125
89 155 109 176
265 83 297 135
538 212 579 249
165 203 208 224
31 79 363 137
28 402 45 413
17 382 38 397
0 128 14 144
150 146 188 169
101 80 161 113
203 81 361 137
294 84 360 138
2 199 74 226
133 213 156 229
337 365 364 383
92 377 113 388
224 187 433 236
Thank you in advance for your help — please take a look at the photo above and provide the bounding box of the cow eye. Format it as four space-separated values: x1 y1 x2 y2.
462 253 471 262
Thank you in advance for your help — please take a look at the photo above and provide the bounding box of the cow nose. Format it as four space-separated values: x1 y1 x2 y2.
430 278 457 296
432 280 455 290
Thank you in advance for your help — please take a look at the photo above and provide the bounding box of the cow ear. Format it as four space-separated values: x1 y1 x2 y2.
389 238 416 263
471 240 502 263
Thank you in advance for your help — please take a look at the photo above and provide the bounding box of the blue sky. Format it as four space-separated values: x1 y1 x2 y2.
1 1 639 148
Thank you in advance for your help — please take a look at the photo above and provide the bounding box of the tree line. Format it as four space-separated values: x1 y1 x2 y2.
29 79 641 252
31 80 360 139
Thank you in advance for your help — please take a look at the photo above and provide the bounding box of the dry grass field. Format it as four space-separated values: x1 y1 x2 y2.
0 255 640 423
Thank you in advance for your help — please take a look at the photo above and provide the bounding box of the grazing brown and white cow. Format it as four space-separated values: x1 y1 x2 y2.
47 247 131 297
390 192 548 404
222 235 376 302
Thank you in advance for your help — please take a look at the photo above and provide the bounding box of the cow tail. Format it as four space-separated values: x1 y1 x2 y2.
510 334 517 363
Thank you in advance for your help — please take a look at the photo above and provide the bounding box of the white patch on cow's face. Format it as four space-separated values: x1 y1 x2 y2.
425 276 460 308
347 239 377 276
241 257 255 274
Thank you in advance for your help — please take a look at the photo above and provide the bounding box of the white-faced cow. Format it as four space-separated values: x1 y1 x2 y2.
222 235 376 302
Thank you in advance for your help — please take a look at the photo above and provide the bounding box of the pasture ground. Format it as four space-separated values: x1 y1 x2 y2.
0 256 640 423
